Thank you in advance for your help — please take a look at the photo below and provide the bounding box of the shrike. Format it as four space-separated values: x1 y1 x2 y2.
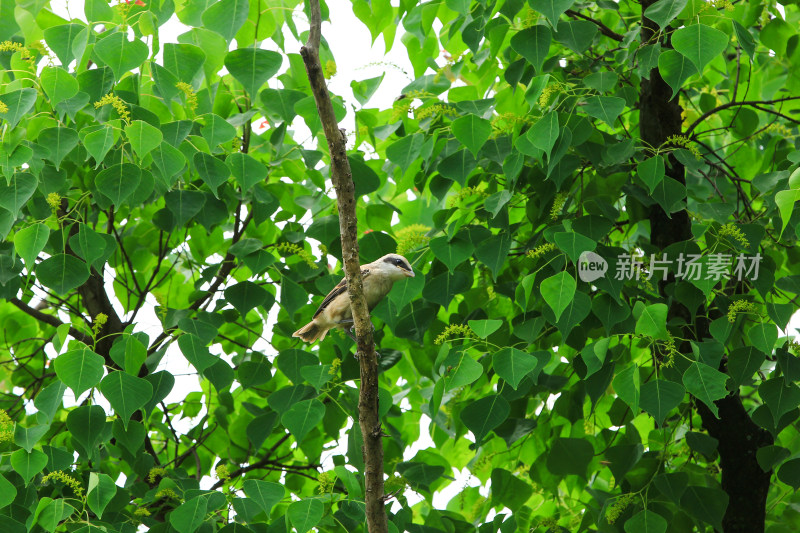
293 253 415 343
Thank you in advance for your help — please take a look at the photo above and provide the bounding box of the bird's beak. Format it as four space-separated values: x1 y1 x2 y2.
405 269 415 277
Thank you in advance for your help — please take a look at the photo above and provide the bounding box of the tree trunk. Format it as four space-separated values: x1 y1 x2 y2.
640 2 772 530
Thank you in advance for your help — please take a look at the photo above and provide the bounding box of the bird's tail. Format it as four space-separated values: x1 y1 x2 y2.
292 321 328 343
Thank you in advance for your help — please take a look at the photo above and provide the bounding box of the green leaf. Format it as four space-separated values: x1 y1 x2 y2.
165 190 206 227
778 458 800 489
637 155 665 193
43 24 85 66
14 223 50 268
613 364 641 414
386 133 425 173
350 156 381 196
38 127 79 170
634 302 668 340
553 231 596 263
66 405 108 453
35 498 75 533
442 349 483 391
732 20 755 59
748 322 778 356
624 510 668 533
451 114 492 156
94 33 149 81
759 378 800 426
34 381 66 424
81 126 116 168
281 399 325 442
468 319 502 338
194 152 229 197
0 173 37 216
242 480 284 515
107 336 146 377
84 0 113 21
300 365 333 392
775 189 800 239
202 0 250 42
125 120 163 160
658 50 698 99
388 272 424 310
540 271 576 321
96 163 142 206
555 20 597 54
53 347 105 398
422 270 469 307
98 372 152 429
150 142 187 187
224 281 271 316
490 468 533 511
260 88 306 123
672 23 729 72
583 71 618 93
510 25 551 73
178 334 218 373
40 67 79 108
460 395 510 444
351 74 384 105
224 48 282 99
429 236 474 272
727 346 766 387
227 152 267 191
682 362 728 418
14 424 49 452
528 112 560 158
475 230 511 280
69 224 107 267
0 473 16 508
529 0 575 27
37 254 90 295
643 0 688 29
640 378 685 425
681 486 728 531
87 473 117 519
440 147 477 184
170 497 207 533
583 96 625 127
163 43 206 86
288 499 324 533
0 89 38 129
546 437 593 477
10 448 47 485
492 348 540 389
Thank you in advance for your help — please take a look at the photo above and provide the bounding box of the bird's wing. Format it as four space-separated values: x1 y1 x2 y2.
312 267 371 319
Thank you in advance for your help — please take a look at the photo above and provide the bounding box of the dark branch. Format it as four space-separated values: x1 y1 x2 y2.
10 298 92 345
685 96 800 135
565 9 624 42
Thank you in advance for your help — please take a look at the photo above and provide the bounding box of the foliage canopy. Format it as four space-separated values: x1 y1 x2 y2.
1 0 800 531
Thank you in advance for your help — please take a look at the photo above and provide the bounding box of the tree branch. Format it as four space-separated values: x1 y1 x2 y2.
565 9 624 42
300 3 388 532
10 298 92 345
684 96 800 135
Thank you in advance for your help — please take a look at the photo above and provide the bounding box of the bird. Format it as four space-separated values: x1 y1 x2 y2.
292 253 415 343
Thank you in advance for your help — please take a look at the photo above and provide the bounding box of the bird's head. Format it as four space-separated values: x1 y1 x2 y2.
375 254 415 280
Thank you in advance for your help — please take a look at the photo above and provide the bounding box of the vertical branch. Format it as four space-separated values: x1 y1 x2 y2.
299 3 388 533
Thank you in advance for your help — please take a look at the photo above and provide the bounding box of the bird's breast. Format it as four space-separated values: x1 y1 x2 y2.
364 276 394 310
